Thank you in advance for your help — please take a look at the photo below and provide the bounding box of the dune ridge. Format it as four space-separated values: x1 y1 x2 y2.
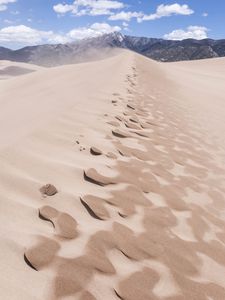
0 50 225 299
0 60 44 80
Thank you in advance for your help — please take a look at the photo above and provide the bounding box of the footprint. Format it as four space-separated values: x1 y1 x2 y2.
134 131 150 138
39 206 78 239
39 206 57 227
127 104 135 110
129 116 139 123
107 120 120 127
114 290 124 299
80 195 110 220
90 147 102 156
118 212 127 218
115 115 124 122
125 122 141 130
24 236 60 271
112 129 130 138
84 168 116 186
115 268 160 300
140 123 153 129
40 184 58 196
106 152 117 159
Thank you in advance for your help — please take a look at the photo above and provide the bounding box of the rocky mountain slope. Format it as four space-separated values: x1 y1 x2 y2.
1 32 225 66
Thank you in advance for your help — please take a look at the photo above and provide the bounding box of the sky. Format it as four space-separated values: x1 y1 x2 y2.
0 0 224 49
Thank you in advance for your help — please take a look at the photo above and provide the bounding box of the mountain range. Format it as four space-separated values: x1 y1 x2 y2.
1 32 225 67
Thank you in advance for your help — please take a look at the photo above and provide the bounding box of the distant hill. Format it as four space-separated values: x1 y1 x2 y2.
1 32 225 67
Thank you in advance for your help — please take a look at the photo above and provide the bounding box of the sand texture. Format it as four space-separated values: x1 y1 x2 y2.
0 50 225 299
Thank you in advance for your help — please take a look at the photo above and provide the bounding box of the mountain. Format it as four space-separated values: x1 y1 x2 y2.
1 32 225 66
0 46 13 60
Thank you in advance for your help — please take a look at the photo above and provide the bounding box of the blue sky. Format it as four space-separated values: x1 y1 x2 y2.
0 0 224 49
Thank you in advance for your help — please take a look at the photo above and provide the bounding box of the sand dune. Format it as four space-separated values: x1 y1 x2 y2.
0 50 225 299
0 60 44 80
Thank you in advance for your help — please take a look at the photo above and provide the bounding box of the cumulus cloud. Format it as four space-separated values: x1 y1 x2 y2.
138 3 194 22
0 23 121 46
109 11 143 21
53 4 75 14
53 2 194 24
67 22 121 39
53 0 124 16
164 26 208 40
0 25 56 44
0 0 16 11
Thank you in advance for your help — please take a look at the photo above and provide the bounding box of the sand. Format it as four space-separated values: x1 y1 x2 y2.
0 50 225 300
0 60 44 80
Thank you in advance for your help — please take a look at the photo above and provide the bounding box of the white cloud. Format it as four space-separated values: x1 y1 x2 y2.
53 2 194 24
122 22 129 32
67 22 121 39
138 3 194 22
0 0 16 11
164 26 208 40
53 4 75 14
53 0 124 16
109 11 143 21
0 23 121 46
0 0 16 3
202 12 208 17
0 25 55 44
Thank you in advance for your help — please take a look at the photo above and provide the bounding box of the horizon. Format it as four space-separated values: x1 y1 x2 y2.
0 1 224 49
2 31 224 51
